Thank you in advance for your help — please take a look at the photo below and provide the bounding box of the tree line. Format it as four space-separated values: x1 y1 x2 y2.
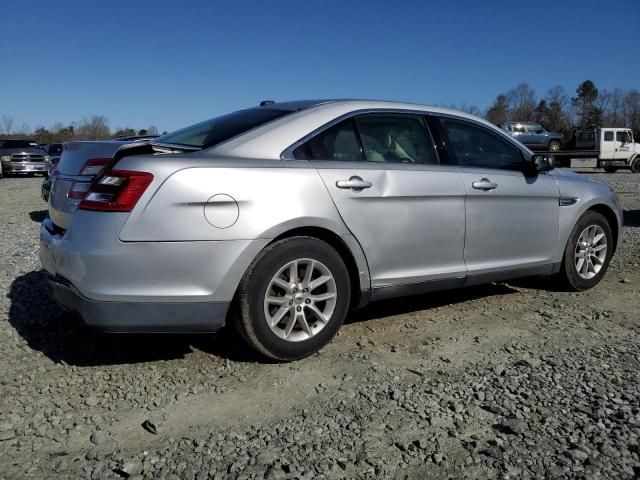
3 79 640 145
0 114 164 143
481 80 640 140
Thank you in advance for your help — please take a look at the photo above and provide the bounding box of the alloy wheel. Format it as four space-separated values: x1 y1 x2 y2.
574 225 607 280
263 258 337 342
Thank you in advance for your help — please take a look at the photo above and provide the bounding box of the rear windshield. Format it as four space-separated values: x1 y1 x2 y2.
0 140 39 149
153 108 291 149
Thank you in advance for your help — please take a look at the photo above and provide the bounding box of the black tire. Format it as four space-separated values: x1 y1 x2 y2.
603 166 618 173
631 158 640 174
559 211 613 291
235 236 351 361
548 140 561 152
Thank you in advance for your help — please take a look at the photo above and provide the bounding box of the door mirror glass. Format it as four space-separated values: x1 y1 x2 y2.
531 154 555 172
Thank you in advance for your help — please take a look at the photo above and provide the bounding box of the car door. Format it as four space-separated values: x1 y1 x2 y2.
613 130 633 161
600 130 616 159
431 115 560 279
292 114 467 294
510 124 529 145
526 123 546 147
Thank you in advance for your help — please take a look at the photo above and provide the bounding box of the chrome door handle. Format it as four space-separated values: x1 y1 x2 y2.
336 176 372 191
472 178 498 191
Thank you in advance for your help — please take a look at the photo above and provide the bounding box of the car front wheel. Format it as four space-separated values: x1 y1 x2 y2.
559 211 613 291
235 236 351 361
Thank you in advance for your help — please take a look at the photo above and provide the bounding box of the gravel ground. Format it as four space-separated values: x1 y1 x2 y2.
0 171 639 480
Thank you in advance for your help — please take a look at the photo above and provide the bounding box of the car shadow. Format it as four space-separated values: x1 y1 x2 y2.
29 210 47 223
624 209 640 228
7 270 264 367
7 271 544 367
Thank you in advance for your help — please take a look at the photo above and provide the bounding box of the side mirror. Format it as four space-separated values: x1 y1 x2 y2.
530 154 555 172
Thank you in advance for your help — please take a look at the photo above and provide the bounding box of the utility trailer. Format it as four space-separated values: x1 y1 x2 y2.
540 127 640 173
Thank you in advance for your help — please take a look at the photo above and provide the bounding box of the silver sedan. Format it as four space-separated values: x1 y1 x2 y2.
40 100 622 360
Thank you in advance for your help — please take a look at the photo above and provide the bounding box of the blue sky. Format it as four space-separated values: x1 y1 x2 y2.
1 0 638 133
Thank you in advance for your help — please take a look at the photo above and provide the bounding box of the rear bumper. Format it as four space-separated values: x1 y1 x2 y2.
47 274 228 333
49 276 229 333
39 214 266 332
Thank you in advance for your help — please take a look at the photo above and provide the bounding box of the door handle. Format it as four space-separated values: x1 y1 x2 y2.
472 178 498 191
336 176 372 191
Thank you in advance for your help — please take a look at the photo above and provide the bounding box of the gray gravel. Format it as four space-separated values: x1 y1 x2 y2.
1 170 639 479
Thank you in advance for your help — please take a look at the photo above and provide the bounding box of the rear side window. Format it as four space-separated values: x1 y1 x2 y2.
155 108 291 149
526 124 544 133
293 120 362 161
604 131 614 141
354 115 437 164
293 113 437 164
512 125 526 133
436 117 524 170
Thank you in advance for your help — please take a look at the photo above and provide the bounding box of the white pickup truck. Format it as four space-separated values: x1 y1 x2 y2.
553 127 640 173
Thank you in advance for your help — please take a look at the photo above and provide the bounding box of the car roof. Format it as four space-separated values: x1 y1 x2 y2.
213 99 522 159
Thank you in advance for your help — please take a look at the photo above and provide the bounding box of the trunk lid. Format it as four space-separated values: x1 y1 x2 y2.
49 141 128 230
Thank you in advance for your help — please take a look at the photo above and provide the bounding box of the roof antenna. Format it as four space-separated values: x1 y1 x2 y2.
260 100 275 107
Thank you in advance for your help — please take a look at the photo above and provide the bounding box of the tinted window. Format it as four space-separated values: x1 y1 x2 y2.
355 115 436 164
293 120 362 161
513 125 526 133
0 140 38 149
616 131 632 143
604 131 614 142
155 108 291 149
437 118 523 169
526 123 544 133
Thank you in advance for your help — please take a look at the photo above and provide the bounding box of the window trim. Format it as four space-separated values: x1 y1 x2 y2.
281 109 532 164
352 113 439 165
430 114 527 171
287 110 441 165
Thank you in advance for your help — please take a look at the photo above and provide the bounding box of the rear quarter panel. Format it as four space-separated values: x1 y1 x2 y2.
118 161 351 242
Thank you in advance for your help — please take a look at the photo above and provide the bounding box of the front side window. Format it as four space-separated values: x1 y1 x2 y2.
604 131 614 142
354 115 437 164
526 123 544 133
155 108 292 149
616 131 632 143
293 120 362 161
436 117 524 170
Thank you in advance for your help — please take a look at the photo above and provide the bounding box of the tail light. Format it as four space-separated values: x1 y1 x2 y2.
78 170 153 212
79 158 110 176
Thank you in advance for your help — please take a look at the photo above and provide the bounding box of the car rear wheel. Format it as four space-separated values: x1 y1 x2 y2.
548 140 561 152
235 236 350 361
559 211 613 291
603 166 618 173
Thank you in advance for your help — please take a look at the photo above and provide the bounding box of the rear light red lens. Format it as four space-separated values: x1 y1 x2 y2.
79 158 110 176
79 170 153 212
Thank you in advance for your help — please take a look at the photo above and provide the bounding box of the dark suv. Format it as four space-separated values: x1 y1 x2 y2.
498 122 564 152
0 139 50 176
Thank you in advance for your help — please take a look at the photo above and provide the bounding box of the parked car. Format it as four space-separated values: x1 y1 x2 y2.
499 122 564 152
0 139 50 176
42 143 63 156
41 157 61 201
40 100 622 361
